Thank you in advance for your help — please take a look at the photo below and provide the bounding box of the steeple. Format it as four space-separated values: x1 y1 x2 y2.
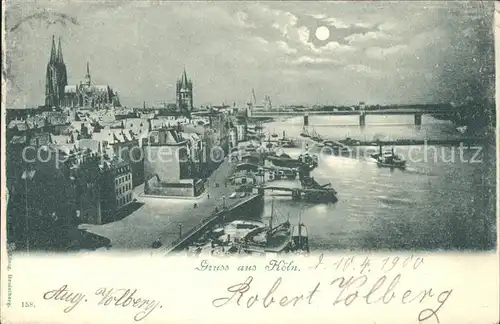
84 62 91 86
56 37 64 63
49 35 57 63
176 66 193 112
181 67 188 88
46 35 67 108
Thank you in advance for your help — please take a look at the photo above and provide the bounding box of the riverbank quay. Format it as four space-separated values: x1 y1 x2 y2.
162 193 263 254
80 157 256 250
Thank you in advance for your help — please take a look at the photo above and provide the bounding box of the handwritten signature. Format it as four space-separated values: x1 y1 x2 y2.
43 285 162 321
213 275 452 323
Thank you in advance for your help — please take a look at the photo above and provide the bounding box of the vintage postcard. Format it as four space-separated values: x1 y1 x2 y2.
1 1 499 323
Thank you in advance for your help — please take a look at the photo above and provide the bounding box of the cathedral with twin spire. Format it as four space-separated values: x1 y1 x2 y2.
45 36 67 108
45 35 121 109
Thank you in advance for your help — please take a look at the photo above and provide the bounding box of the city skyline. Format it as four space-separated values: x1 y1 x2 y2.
5 1 495 108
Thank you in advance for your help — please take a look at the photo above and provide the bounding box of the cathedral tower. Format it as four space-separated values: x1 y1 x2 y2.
176 68 193 113
84 62 91 86
45 36 68 108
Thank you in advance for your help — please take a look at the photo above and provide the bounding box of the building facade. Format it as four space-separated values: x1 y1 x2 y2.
91 128 144 188
99 157 133 223
143 127 205 197
235 124 247 142
65 150 102 225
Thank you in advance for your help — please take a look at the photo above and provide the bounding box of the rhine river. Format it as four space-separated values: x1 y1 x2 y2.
257 115 496 251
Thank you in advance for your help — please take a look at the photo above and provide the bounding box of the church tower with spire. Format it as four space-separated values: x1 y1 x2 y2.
45 36 68 108
84 62 92 86
176 68 193 113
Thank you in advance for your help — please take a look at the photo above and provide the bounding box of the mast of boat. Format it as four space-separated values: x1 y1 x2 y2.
379 145 382 156
270 197 274 230
298 210 302 247
266 197 275 241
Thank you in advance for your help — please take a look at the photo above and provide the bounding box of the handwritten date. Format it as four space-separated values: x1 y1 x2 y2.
313 254 424 274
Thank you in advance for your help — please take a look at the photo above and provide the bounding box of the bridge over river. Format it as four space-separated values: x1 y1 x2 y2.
250 107 457 126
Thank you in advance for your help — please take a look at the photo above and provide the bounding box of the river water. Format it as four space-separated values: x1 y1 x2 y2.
255 115 496 251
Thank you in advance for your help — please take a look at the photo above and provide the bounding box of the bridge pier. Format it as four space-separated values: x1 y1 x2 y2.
359 112 366 126
414 113 422 126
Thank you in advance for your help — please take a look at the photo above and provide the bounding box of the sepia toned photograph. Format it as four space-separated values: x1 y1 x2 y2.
3 1 497 256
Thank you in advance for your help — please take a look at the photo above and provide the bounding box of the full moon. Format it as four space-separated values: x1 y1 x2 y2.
315 26 330 41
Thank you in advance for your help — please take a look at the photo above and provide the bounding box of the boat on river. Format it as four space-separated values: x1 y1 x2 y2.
291 212 309 253
324 140 351 155
310 128 323 143
241 198 301 254
371 146 406 169
300 126 310 137
278 131 294 148
213 220 266 243
187 220 265 256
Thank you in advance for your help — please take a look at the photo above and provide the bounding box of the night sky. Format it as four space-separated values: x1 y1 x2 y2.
4 1 495 108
